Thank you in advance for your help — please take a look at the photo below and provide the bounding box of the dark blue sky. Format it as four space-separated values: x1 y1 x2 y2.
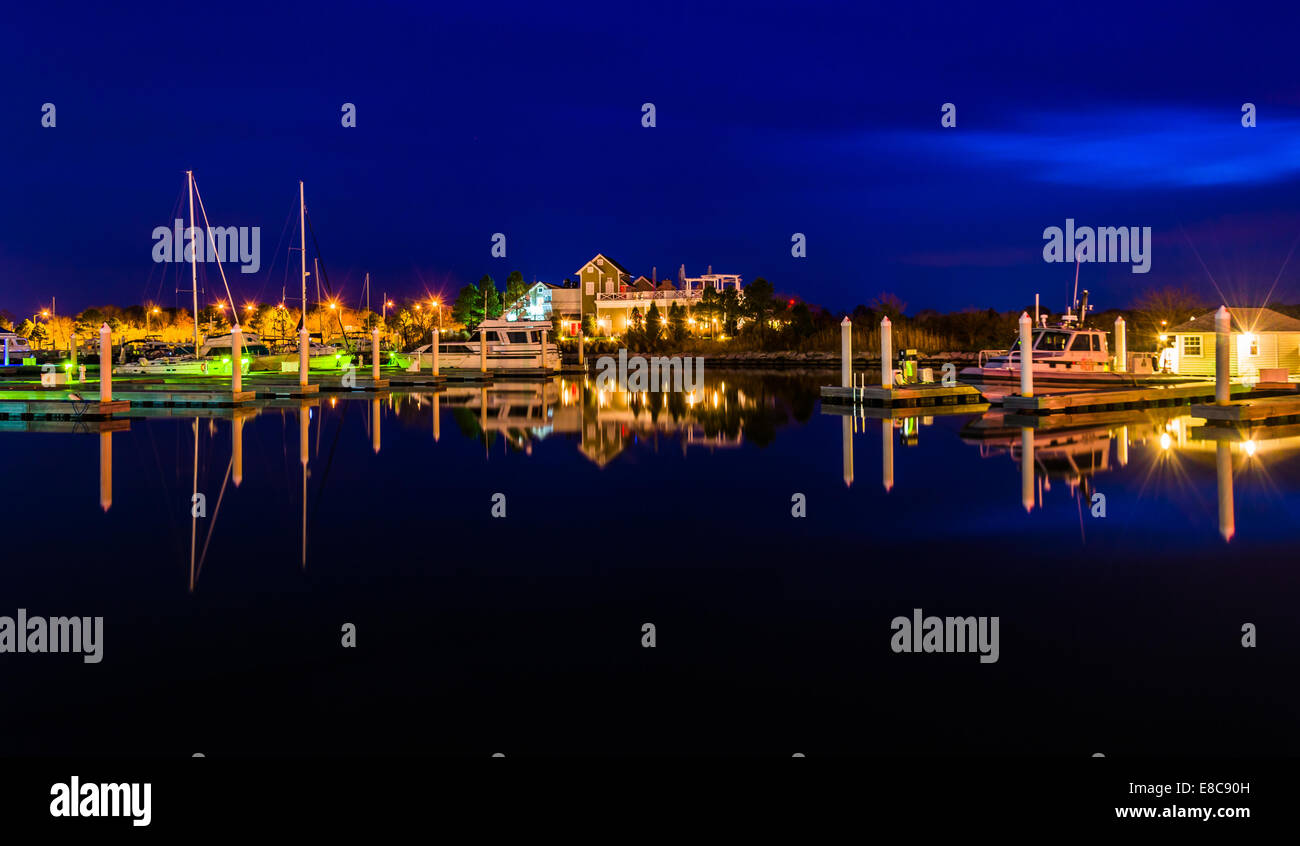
5 0 1300 317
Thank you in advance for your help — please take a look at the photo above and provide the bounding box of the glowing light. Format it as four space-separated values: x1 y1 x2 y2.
1244 439 1257 456
1160 432 1172 450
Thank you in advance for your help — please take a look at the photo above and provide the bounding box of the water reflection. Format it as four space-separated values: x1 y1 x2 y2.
21 372 1300 593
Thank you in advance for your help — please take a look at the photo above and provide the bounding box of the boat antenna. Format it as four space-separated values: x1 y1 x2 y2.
1071 247 1081 316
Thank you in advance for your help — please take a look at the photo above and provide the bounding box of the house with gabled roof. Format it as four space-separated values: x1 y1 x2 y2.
1167 306 1300 378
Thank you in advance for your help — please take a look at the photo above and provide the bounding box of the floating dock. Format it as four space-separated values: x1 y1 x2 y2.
1190 395 1300 424
1001 381 1235 415
0 397 131 420
820 383 986 408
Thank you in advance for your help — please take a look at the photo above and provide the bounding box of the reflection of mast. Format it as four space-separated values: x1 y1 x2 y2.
189 418 198 590
1217 441 1235 542
300 402 310 569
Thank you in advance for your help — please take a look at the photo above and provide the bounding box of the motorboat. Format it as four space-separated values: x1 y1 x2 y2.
413 319 560 371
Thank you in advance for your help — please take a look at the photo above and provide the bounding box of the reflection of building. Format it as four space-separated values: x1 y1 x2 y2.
1166 307 1300 378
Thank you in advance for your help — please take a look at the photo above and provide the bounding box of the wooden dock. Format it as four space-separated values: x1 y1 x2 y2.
1001 381 1233 414
820 383 986 408
822 399 989 419
0 397 131 420
1190 395 1300 424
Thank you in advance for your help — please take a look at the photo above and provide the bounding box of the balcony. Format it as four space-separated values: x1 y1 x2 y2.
595 290 702 303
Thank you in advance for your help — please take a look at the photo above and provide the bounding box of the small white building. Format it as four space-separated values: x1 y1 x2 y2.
1167 307 1300 378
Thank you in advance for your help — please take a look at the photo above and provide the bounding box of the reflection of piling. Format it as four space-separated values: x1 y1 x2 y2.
299 326 310 388
432 393 441 442
1215 306 1231 405
99 430 113 511
1216 441 1235 542
480 386 489 454
1019 312 1033 398
841 415 853 487
880 317 892 389
1117 425 1128 467
1021 427 1034 513
371 326 381 382
371 397 381 454
1114 316 1126 373
881 419 894 491
232 416 244 486
840 317 851 388
99 323 112 402
232 324 243 395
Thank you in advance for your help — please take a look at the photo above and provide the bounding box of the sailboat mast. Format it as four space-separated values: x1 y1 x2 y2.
187 170 200 353
299 180 307 332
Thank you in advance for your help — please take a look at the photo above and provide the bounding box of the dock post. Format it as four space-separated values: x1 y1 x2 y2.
1114 316 1126 372
299 325 310 388
540 328 548 370
1215 305 1231 404
1018 312 1033 398
840 316 851 388
1216 441 1235 542
480 326 488 373
99 323 112 402
231 324 243 395
2 336 7 366
432 328 440 376
371 326 381 382
1021 426 1034 513
70 333 78 378
880 316 892 389
578 329 585 367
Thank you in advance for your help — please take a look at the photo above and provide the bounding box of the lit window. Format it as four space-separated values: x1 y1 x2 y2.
1183 335 1202 357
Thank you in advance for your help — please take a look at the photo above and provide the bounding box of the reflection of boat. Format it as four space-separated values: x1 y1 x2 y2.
961 290 1191 388
417 320 559 371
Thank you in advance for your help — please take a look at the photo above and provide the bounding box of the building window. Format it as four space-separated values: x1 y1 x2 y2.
586 282 594 295
1183 335 1202 357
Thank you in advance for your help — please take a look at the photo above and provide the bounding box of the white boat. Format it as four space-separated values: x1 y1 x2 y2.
960 291 1192 388
415 319 560 371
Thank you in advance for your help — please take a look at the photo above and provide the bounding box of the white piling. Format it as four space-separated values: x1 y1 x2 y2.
299 326 310 387
99 323 112 402
540 328 548 370
480 326 488 373
840 316 852 388
1215 305 1231 404
880 316 892 389
432 328 440 376
70 334 78 377
1018 312 1033 398
371 326 381 382
578 329 585 366
1113 316 1126 373
231 323 243 395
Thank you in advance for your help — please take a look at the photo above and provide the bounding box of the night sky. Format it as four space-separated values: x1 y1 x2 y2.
5 1 1300 317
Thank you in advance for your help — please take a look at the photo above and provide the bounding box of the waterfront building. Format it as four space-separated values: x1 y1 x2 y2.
1166 307 1300 378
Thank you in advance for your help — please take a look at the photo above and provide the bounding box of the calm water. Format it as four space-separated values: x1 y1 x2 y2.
1 371 1296 756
